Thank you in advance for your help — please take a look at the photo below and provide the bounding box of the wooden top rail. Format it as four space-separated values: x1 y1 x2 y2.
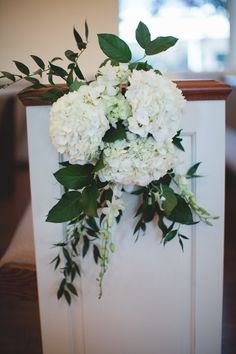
19 80 231 106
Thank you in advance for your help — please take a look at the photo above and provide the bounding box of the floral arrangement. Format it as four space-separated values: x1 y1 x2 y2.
0 21 217 304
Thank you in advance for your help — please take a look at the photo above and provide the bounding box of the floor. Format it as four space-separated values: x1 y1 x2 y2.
0 165 236 354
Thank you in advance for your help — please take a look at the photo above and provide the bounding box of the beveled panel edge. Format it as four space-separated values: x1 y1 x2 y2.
18 80 232 106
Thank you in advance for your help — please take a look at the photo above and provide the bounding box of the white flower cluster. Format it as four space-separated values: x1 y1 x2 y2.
98 135 177 186
125 70 185 143
49 62 186 185
49 85 109 164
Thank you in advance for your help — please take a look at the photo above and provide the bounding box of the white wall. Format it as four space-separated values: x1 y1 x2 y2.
0 0 118 80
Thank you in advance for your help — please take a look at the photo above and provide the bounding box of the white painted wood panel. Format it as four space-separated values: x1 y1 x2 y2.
26 99 225 354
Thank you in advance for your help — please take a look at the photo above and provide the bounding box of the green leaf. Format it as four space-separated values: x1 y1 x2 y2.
67 69 73 86
65 50 78 62
1 71 16 81
66 283 78 296
163 229 178 246
85 20 89 41
161 185 178 216
129 61 153 72
143 205 155 223
73 27 87 50
135 21 151 49
25 77 40 85
57 278 66 299
74 64 85 80
93 245 101 264
179 237 184 252
82 235 90 257
100 188 113 204
87 217 99 232
145 36 178 55
172 137 185 151
64 290 71 305
97 33 132 63
30 55 45 69
69 78 84 92
167 195 195 225
62 247 71 263
50 57 63 62
54 164 94 190
81 185 99 217
93 154 105 172
13 60 30 75
49 63 68 78
103 122 126 142
187 162 201 177
46 191 82 223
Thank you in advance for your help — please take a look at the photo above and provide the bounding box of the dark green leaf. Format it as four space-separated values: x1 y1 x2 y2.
129 61 153 71
135 21 151 49
57 278 66 299
86 227 96 237
103 122 126 142
30 55 45 69
69 78 84 92
187 162 201 177
67 69 74 86
74 262 81 276
25 77 40 85
86 218 99 232
94 154 105 172
64 290 71 305
131 187 147 195
97 33 132 63
100 188 113 204
65 50 78 62
46 191 82 223
85 20 89 41
158 214 168 235
163 229 178 246
82 235 90 257
50 57 63 62
167 195 195 225
172 137 185 151
13 60 30 75
62 247 71 263
179 237 184 252
49 63 68 78
81 185 99 217
1 71 16 81
143 205 155 223
73 27 87 50
145 36 178 55
74 64 85 80
178 233 189 240
93 244 101 264
54 164 94 189
66 283 78 296
161 185 178 216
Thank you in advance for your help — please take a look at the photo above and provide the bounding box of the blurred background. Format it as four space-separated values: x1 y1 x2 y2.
0 0 235 353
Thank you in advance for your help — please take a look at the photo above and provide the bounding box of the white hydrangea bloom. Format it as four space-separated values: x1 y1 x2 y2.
98 135 177 186
125 70 186 143
102 93 132 127
49 85 109 164
95 61 131 96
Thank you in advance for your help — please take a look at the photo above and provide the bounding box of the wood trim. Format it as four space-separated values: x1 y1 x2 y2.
18 80 231 106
